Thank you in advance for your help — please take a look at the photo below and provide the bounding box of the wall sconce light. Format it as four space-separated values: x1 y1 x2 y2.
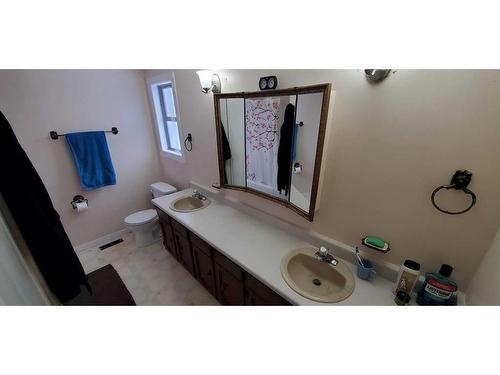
364 69 391 82
196 70 221 94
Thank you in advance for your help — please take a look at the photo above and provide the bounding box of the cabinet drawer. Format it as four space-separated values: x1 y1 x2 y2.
245 273 291 306
171 219 188 238
214 251 244 281
190 232 212 256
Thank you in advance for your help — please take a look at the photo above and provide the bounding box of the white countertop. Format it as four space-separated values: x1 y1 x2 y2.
152 188 399 305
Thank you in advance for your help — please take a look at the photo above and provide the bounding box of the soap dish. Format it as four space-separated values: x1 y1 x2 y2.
362 236 391 253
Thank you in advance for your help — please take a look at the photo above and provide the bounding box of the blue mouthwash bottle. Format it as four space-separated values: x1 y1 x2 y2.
416 264 458 306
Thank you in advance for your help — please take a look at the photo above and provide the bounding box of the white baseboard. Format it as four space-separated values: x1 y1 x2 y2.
74 228 131 254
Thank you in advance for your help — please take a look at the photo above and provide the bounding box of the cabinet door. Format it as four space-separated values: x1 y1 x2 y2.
245 289 272 306
245 289 290 305
156 210 177 258
174 230 196 277
192 244 216 296
245 274 291 306
161 221 177 258
215 264 244 305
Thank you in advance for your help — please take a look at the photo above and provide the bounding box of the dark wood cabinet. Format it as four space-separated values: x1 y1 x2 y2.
191 233 217 297
155 209 291 306
214 252 245 305
171 219 188 237
245 273 291 306
215 264 245 305
173 229 196 277
192 244 217 296
157 211 177 258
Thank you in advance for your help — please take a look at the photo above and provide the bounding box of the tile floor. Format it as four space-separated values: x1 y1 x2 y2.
77 233 219 305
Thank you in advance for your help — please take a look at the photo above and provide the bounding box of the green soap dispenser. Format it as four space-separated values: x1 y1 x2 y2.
416 264 458 306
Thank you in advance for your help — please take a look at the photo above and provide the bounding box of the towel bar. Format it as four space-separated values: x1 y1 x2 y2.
50 127 118 140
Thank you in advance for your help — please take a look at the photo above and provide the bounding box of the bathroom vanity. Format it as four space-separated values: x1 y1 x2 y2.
156 206 290 305
153 188 400 306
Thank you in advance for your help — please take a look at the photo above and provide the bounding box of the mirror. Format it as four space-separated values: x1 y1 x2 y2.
289 92 324 211
214 84 331 221
245 95 296 200
219 98 245 186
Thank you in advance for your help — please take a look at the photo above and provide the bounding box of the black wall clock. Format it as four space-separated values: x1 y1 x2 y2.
259 75 278 90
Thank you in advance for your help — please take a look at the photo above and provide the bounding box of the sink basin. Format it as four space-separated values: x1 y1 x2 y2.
281 248 355 303
169 196 211 213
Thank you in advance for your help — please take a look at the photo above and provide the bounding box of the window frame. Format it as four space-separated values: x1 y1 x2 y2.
157 82 181 153
147 72 185 162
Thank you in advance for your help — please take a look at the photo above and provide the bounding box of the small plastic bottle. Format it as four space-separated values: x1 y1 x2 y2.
393 259 421 295
416 264 458 306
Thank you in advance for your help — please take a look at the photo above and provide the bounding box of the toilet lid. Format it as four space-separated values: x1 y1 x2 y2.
124 209 158 226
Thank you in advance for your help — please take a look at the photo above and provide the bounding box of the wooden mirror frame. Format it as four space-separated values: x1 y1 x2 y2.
213 83 331 221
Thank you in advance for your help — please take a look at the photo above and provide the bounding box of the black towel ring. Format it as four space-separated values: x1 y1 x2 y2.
184 133 193 152
431 170 477 215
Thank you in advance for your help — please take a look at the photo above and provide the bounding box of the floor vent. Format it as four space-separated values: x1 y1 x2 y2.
99 238 124 251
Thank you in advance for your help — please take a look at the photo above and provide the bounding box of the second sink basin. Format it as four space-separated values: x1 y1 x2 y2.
281 248 355 303
169 195 211 213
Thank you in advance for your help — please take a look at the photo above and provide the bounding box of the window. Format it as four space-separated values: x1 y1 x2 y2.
157 83 181 153
149 77 183 159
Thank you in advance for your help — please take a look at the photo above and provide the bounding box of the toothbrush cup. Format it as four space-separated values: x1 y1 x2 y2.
357 259 377 281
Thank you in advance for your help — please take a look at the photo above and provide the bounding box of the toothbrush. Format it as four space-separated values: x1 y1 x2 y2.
355 246 365 267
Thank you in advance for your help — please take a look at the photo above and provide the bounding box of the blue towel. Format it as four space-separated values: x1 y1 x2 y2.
65 131 116 191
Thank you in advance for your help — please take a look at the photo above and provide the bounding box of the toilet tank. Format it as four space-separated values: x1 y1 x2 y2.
151 182 177 198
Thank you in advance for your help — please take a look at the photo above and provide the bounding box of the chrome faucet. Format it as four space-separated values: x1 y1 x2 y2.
192 190 207 200
315 246 338 266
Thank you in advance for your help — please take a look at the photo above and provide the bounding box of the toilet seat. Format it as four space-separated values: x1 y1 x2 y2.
124 209 158 226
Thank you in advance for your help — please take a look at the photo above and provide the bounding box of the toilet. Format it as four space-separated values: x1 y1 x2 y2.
124 182 177 247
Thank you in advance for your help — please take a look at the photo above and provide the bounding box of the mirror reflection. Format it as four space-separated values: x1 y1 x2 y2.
215 84 330 221
245 95 296 200
289 92 323 211
219 98 245 186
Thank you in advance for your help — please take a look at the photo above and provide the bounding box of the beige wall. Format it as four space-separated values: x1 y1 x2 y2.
467 228 500 305
145 70 218 189
146 69 500 288
0 70 163 246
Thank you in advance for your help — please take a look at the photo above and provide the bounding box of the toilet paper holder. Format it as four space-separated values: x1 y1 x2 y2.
71 195 88 209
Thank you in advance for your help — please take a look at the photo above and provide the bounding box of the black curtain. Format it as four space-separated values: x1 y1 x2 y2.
0 111 90 303
221 122 232 184
277 103 295 194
